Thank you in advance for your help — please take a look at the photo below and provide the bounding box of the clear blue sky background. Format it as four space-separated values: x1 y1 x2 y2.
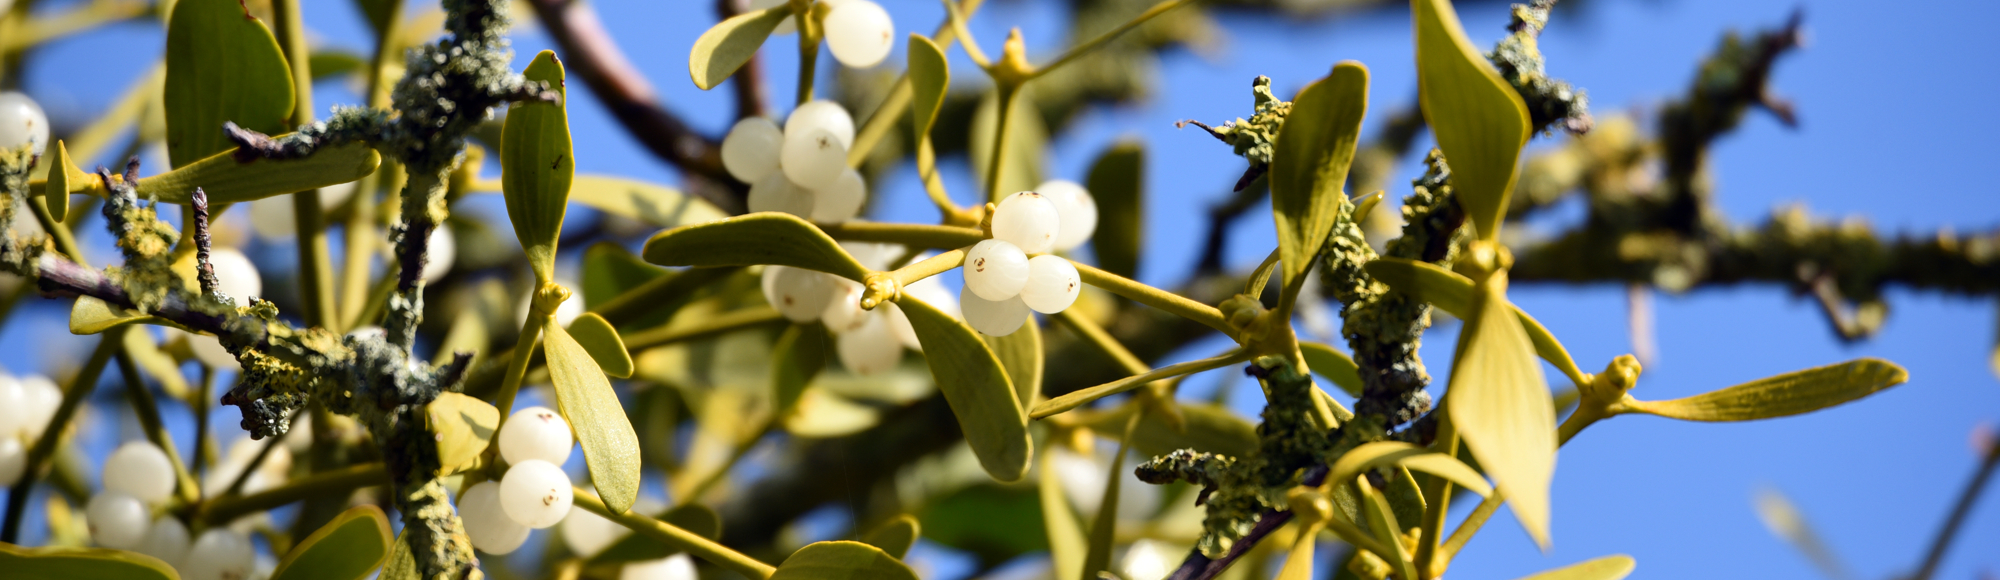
4 0 1996 579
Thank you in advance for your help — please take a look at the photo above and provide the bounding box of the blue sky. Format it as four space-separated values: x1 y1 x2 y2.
4 0 1996 578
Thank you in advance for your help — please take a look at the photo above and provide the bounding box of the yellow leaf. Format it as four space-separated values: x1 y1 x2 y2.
1446 275 1556 550
1508 555 1636 580
1618 359 1908 422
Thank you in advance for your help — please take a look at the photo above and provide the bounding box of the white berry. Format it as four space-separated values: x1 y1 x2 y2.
500 459 573 529
422 225 456 284
992 191 1062 255
0 437 24 486
761 266 835 323
749 171 815 218
837 313 902 376
821 278 870 335
622 553 699 580
460 480 531 554
182 528 255 580
208 248 263 304
780 126 848 189
1038 179 1099 251
786 100 855 150
17 375 60 439
1020 255 1081 314
0 375 25 439
960 284 1030 336
810 168 867 223
499 406 574 466
721 117 784 184
87 492 149 549
824 0 895 69
104 441 177 503
963 239 1030 301
0 92 49 157
886 274 957 352
135 517 191 565
561 503 623 557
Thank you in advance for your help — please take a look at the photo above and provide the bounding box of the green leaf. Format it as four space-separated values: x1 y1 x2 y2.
1364 257 1588 386
307 51 367 81
642 213 871 282
896 295 1032 482
772 323 829 413
1352 191 1384 225
569 176 727 229
351 0 397 38
164 0 295 169
70 297 169 335
588 504 723 564
1300 342 1364 397
567 313 635 379
1508 555 1637 580
860 515 921 560
0 543 179 580
121 329 189 396
983 319 1043 410
919 484 1045 566
379 531 415 580
1079 402 1256 459
54 142 381 205
770 541 919 580
1326 441 1491 499
1269 61 1368 289
270 505 393 580
1085 141 1144 279
41 141 70 221
1412 0 1531 241
688 6 791 90
1275 522 1323 580
1446 277 1557 550
907 35 949 144
545 322 644 514
502 50 574 283
1619 359 1908 422
425 392 498 476
970 86 1048 201
1038 450 1086 580
582 243 667 311
1081 415 1139 580
1357 474 1417 580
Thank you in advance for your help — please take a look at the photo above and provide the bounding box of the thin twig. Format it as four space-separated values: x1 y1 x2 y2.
1911 442 2000 580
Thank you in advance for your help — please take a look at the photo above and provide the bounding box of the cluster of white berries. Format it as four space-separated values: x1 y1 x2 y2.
460 406 576 555
88 440 260 580
0 373 65 486
723 100 867 224
960 183 1097 336
764 242 953 376
751 0 895 69
0 91 49 157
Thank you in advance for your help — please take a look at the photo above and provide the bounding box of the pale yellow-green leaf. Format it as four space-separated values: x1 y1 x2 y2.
379 531 415 580
1508 555 1637 580
70 297 168 335
121 330 189 397
772 324 829 414
545 322 643 514
908 35 949 144
1357 475 1417 580
567 312 634 379
1269 61 1368 290
1038 448 1087 580
896 295 1032 482
165 0 294 169
642 213 871 282
1274 522 1323 580
1327 441 1492 499
1085 141 1144 279
1619 359 1908 422
688 6 791 90
1364 257 1588 386
784 388 880 438
984 319 1043 410
1081 414 1139 580
770 541 919 580
0 543 180 580
269 505 392 580
1447 277 1557 550
41 141 71 221
501 51 574 282
1300 341 1364 397
860 515 921 560
1352 191 1384 225
425 392 498 476
1246 248 1282 299
51 142 380 205
970 86 1047 202
569 176 726 229
1412 0 1531 241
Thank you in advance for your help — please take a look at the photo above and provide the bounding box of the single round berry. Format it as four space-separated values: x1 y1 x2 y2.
1038 179 1099 251
622 553 699 580
422 225 456 284
499 406 574 466
786 100 855 150
460 480 531 554
761 266 836 322
962 240 1030 301
780 126 848 189
104 441 177 503
500 459 574 529
824 0 895 68
207 248 263 305
0 437 24 486
0 92 50 157
749 170 816 218
0 375 25 438
960 284 1031 336
821 278 870 335
810 168 867 223
837 313 902 376
991 191 1062 254
17 375 60 439
1020 255 1081 314
721 117 784 184
86 492 149 549
135 517 191 565
182 528 255 580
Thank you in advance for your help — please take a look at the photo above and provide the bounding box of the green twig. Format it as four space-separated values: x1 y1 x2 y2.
198 463 389 526
846 0 987 168
1026 0 1200 80
573 487 778 580
1071 260 1234 338
1911 440 2000 580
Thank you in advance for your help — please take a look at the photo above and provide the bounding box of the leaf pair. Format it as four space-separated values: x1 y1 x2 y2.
1365 257 1588 385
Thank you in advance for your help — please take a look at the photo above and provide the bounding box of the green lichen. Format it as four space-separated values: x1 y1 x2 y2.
1488 0 1593 135
1185 76 1291 173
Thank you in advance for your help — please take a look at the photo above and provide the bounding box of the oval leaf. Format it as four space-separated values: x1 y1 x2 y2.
771 541 919 580
425 392 499 476
908 35 949 144
1300 342 1364 397
897 295 1032 482
0 543 179 580
1038 449 1087 580
983 319 1043 410
545 322 644 514
1365 257 1588 386
567 312 634 379
139 142 381 204
1509 555 1637 580
165 0 295 169
642 213 871 282
1620 359 1909 422
570 176 726 229
1085 141 1144 279
689 6 791 90
71 297 167 335
1446 278 1556 550
1412 0 1531 240
1269 61 1368 288
860 515 921 560
502 51 574 282
1326 441 1491 499
772 323 829 414
270 505 393 580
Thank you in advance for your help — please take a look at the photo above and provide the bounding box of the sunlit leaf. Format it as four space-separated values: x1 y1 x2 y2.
984 320 1043 410
1357 475 1417 580
1446 277 1557 550
1352 191 1384 225
770 541 919 580
425 392 498 476
270 505 392 580
786 387 881 438
1365 257 1588 385
1301 341 1364 397
1269 61 1368 289
502 51 574 282
688 6 791 90
970 87 1047 202
1032 349 1249 419
1038 449 1086 580
567 312 634 379
433 310 488 369
0 543 179 580
1086 141 1144 279
545 322 643 514
1508 555 1637 580
642 213 871 282
41 141 70 220
582 243 667 310
897 296 1032 482
1619 359 1908 422
70 297 169 335
49 142 381 205
1275 521 1323 580
588 504 723 564
908 35 949 144
1412 0 1531 240
861 515 921 560
772 324 829 414
165 0 295 169
1327 441 1491 499
569 175 726 229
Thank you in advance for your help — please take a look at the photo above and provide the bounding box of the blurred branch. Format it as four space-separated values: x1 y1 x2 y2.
1912 439 2000 580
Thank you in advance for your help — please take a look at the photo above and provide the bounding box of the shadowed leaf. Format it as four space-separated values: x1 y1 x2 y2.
1269 62 1368 291
970 87 1048 202
425 393 498 476
1301 342 1364 397
165 0 294 169
1620 359 1909 422
588 504 723 564
1038 449 1086 580
770 541 919 580
861 515 921 560
270 505 392 580
897 295 1032 482
546 322 643 514
984 320 1043 410
642 213 871 282
1327 441 1491 499
0 543 180 580
1412 0 1531 240
502 51 574 282
772 323 830 413
689 6 791 90
1365 257 1588 386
